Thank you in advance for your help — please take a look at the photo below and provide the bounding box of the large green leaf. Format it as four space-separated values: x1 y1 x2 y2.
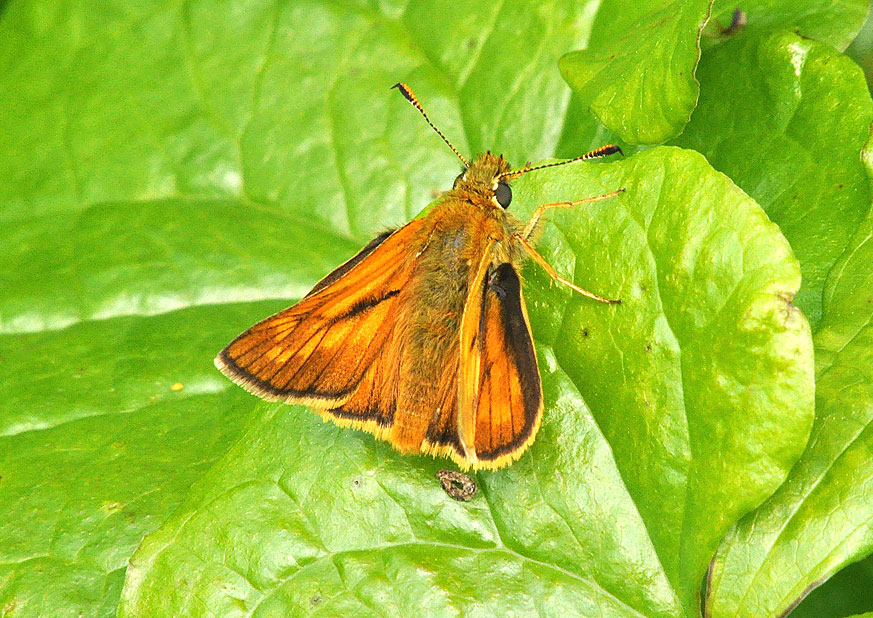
697 35 873 618
0 1 613 616
559 0 712 145
559 0 870 145
673 30 873 328
118 147 814 617
705 196 873 618
523 148 814 614
3 0 858 616
0 307 259 617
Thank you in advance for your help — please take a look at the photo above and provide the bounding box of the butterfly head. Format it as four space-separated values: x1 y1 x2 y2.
452 152 514 209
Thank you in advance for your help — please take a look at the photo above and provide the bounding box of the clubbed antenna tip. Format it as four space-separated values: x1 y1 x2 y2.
392 82 469 168
500 143 624 181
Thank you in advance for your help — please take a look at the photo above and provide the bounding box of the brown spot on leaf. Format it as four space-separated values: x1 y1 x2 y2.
776 292 799 326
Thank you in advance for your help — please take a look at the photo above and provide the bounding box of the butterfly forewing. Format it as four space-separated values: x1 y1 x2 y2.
325 326 405 428
215 219 426 405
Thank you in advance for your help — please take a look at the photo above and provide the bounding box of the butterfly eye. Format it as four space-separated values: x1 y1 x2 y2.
494 181 512 208
453 171 466 188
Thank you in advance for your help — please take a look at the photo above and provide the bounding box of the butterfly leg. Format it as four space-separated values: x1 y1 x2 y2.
514 234 621 305
522 189 625 240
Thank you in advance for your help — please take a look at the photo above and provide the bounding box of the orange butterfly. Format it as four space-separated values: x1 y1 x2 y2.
216 83 623 470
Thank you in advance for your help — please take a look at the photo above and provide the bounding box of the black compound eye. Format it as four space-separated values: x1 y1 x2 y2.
453 171 466 188
494 181 512 208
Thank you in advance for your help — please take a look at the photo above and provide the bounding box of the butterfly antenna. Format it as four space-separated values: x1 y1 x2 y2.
392 83 469 168
499 144 623 181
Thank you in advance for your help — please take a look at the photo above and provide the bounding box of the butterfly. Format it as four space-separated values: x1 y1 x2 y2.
215 83 624 470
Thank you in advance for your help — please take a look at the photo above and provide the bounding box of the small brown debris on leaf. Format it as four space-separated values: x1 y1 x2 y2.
437 469 477 501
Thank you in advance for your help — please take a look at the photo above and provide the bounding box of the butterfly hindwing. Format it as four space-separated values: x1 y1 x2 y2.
214 219 425 407
458 260 543 469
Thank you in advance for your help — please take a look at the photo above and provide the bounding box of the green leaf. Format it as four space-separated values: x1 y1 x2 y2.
847 8 873 87
559 0 712 145
0 306 258 617
559 0 870 146
118 147 814 617
679 31 873 618
522 148 814 614
0 1 841 616
705 200 873 618
0 1 620 616
672 31 873 328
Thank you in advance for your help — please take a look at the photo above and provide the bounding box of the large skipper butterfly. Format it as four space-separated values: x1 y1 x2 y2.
216 83 623 470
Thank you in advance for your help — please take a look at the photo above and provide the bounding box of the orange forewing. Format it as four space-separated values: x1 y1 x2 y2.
215 219 425 407
458 261 543 469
